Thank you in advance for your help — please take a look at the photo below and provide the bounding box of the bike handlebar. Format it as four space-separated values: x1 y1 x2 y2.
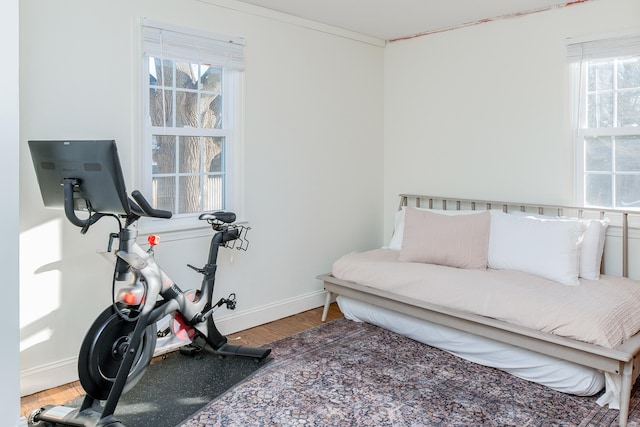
130 190 172 219
62 179 172 233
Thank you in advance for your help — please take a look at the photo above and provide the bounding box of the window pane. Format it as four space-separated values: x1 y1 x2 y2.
179 175 202 214
617 89 640 127
203 137 224 210
175 91 198 127
149 58 173 87
588 93 613 128
175 61 197 90
616 175 640 208
152 135 176 174
203 175 224 211
589 61 613 91
585 174 612 207
153 176 175 212
585 136 611 172
201 67 223 128
149 89 173 127
618 58 640 89
201 93 222 128
204 137 223 173
179 136 200 174
200 66 222 92
615 136 640 172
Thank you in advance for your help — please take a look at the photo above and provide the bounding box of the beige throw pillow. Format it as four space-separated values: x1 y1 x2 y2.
398 208 491 269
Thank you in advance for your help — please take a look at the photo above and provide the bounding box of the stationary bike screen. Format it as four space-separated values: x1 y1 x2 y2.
28 140 130 215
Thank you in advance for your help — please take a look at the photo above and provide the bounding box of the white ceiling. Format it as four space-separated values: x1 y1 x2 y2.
233 0 578 41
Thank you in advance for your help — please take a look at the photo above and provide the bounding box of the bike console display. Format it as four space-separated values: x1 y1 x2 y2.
28 140 131 216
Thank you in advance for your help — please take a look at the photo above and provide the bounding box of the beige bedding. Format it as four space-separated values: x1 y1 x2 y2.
332 249 640 348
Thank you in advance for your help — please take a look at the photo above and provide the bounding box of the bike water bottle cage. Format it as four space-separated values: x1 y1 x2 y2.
198 211 252 250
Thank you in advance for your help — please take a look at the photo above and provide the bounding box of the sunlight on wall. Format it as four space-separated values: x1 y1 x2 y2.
19 218 62 333
19 328 53 352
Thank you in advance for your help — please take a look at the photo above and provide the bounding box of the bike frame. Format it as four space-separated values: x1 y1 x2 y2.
90 220 231 419
114 222 229 350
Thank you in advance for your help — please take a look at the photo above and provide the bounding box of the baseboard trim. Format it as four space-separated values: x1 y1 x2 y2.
20 357 78 397
20 290 328 396
214 289 328 335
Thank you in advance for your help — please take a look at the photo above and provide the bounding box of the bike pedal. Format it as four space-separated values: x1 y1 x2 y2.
179 344 201 357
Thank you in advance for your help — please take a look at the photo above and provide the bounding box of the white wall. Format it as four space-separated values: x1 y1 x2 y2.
383 0 640 237
19 0 384 395
2 0 22 423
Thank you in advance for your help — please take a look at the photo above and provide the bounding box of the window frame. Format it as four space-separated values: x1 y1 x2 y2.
138 20 246 233
570 32 640 210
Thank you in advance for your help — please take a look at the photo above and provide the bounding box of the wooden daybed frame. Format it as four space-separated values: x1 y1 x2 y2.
318 194 640 427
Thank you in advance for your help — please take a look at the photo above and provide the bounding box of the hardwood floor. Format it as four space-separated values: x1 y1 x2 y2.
20 303 343 419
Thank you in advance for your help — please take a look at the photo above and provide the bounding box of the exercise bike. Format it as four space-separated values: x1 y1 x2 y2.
27 140 271 426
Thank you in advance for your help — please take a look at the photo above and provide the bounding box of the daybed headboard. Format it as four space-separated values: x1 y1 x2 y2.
398 194 640 279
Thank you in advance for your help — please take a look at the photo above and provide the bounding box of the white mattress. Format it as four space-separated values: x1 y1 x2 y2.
337 295 605 396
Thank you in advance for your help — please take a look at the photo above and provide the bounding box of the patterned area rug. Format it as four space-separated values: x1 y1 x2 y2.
180 318 640 426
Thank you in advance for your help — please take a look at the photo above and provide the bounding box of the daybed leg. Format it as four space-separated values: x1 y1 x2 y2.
321 291 332 322
618 361 633 427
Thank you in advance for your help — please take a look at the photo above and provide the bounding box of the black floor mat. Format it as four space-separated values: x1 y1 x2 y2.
115 346 269 426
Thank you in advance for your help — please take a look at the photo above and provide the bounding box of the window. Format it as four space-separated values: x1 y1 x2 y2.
141 20 245 223
569 33 640 209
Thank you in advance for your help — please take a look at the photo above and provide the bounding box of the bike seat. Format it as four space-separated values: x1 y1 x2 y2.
198 211 236 223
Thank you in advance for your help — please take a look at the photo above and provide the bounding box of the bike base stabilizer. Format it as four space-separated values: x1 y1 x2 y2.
29 402 125 427
214 343 271 360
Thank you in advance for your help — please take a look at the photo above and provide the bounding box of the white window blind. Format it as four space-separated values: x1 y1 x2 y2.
141 18 245 71
567 32 640 62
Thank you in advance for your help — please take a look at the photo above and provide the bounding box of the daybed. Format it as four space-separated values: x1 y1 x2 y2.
318 194 640 427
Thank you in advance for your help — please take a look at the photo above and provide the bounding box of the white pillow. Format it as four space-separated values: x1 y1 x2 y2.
388 206 481 250
488 211 586 285
509 211 609 280
579 218 609 279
